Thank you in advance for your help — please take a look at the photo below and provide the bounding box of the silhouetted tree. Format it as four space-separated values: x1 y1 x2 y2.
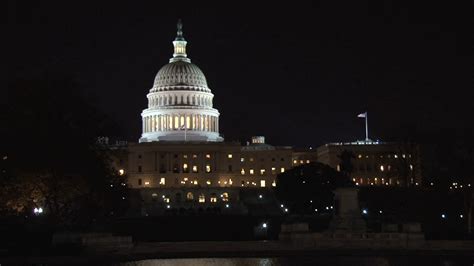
0 76 126 226
275 162 353 215
338 149 355 178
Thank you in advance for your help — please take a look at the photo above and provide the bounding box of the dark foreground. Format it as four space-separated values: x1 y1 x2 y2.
1 241 474 265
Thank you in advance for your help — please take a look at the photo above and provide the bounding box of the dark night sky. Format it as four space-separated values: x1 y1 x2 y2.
5 1 471 147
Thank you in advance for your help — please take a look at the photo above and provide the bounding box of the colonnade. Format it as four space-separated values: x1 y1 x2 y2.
143 114 218 133
148 94 212 108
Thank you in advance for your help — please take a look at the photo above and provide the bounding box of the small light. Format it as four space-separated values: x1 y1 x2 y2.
122 197 126 200
119 169 125 176
362 209 368 215
460 214 463 218
110 184 113 187
284 208 288 212
379 210 383 214
330 206 333 209
166 205 171 209
430 182 434 186
33 208 38 214
262 223 267 228
225 204 230 208
280 204 284 208
259 194 263 199
314 209 318 212
38 208 43 213
310 200 313 203
441 214 446 219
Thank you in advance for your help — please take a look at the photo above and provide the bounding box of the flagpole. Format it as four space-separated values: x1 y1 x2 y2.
365 112 369 141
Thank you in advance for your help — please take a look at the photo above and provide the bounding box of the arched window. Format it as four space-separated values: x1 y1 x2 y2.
199 194 206 203
186 192 194 201
222 192 229 202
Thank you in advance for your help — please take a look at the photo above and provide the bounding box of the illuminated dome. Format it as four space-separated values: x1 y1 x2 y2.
152 61 209 91
139 20 223 143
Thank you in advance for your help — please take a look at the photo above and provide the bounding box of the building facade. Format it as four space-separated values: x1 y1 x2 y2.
316 140 422 186
122 21 316 215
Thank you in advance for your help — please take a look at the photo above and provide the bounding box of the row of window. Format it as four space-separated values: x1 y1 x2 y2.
136 165 286 175
136 153 290 162
152 192 230 203
138 178 276 188
356 154 412 159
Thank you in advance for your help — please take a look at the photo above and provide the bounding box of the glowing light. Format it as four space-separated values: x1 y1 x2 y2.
379 210 383 214
460 214 464 218
280 167 285 173
314 209 318 212
144 181 150 185
362 209 368 214
225 204 230 208
280 204 284 208
119 169 125 176
206 180 211 185
259 194 263 199
441 214 446 219
160 178 165 185
284 208 288 213
262 223 267 228
166 205 171 209
206 154 211 158
227 154 233 159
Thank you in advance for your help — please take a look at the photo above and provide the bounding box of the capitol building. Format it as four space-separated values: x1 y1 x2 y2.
116 21 315 215
114 21 420 215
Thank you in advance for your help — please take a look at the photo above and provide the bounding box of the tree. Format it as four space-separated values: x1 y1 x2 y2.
338 149 355 178
274 162 354 215
0 76 126 226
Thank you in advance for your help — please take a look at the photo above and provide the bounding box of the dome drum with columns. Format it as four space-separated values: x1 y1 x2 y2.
140 20 223 143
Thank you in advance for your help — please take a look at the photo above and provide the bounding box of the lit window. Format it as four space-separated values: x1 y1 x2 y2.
250 169 254 175
199 194 205 203
183 163 188 170
272 180 276 187
241 168 245 175
144 181 150 186
394 154 398 158
260 169 265 175
380 165 384 172
183 154 188 159
336 165 341 172
293 160 297 164
210 196 217 203
159 178 165 185
192 165 198 173
152 193 158 198
271 167 276 174
206 154 211 158
163 197 170 203
186 192 194 200
240 157 245 162
358 154 362 159
402 154 406 158
250 158 254 162
184 177 188 181
206 180 211 185
206 165 211 173
300 160 304 164
260 180 266 187
192 154 197 158
119 169 125 176
280 167 285 173
229 179 233 185
409 164 413 170
193 180 198 185
222 192 229 202
306 160 310 163
228 154 233 159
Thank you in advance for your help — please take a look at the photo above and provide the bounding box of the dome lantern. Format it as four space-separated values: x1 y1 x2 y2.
171 19 190 63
